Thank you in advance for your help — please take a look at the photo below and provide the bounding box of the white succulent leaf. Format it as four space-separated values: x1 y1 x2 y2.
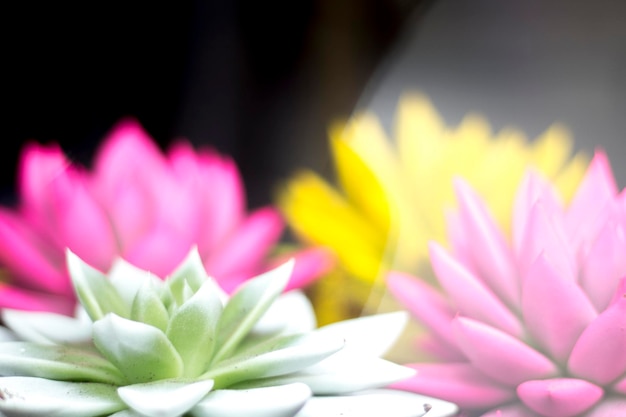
117 379 214 417
165 281 223 377
67 249 129 320
295 389 458 417
0 341 125 384
191 383 311 417
108 257 160 307
314 311 408 357
253 290 317 337
0 377 124 417
213 259 294 363
2 309 92 345
0 325 17 342
93 313 183 383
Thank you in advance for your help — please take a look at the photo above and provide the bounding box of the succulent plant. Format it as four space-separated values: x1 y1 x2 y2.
0 248 436 417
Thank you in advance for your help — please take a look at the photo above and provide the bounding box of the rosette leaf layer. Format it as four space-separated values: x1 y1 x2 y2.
0 248 425 417
279 93 587 323
388 151 626 417
0 119 331 315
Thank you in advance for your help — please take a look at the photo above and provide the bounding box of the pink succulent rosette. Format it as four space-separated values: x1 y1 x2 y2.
0 119 331 315
388 151 626 417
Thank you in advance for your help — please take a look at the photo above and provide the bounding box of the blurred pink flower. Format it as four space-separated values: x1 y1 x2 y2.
0 119 331 315
388 151 626 417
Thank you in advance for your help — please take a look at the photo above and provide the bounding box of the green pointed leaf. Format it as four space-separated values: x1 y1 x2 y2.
109 258 162 307
166 281 223 378
118 379 214 417
93 314 183 384
67 249 129 321
204 331 343 389
213 260 293 363
191 383 311 417
167 248 208 305
2 309 92 345
0 342 125 385
0 377 124 417
131 281 170 332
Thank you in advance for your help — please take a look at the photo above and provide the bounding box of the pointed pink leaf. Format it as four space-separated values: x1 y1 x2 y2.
517 378 604 417
386 271 461 357
480 403 543 417
613 375 626 395
581 213 626 312
0 210 69 295
277 247 335 291
413 333 466 362
582 397 626 417
522 253 597 363
568 292 626 385
453 317 558 386
124 225 192 278
513 170 563 256
454 179 519 307
565 151 619 247
518 201 576 282
49 169 117 271
389 363 514 409
429 243 523 338
0 285 74 315
104 181 154 252
17 142 70 227
205 206 283 282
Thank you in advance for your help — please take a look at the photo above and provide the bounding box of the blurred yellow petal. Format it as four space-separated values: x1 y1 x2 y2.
279 92 589 324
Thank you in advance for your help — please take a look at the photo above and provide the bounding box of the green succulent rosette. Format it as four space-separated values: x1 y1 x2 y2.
0 248 449 417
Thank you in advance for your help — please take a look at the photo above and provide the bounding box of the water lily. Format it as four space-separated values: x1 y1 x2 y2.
387 151 626 416
279 93 587 324
0 119 331 315
0 247 449 417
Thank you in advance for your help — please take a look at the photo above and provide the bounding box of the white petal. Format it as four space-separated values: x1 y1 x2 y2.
0 376 124 417
191 383 311 417
295 389 458 417
253 291 317 336
315 312 408 357
118 379 214 417
0 326 18 342
2 309 92 344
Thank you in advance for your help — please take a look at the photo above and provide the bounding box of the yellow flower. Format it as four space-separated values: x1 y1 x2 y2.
279 93 588 325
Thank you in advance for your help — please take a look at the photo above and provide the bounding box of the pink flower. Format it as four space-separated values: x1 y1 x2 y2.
388 151 626 417
0 119 331 315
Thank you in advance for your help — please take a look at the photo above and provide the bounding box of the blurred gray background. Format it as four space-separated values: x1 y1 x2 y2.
360 0 626 187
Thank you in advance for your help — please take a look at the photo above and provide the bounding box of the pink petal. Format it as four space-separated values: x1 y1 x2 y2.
17 142 70 229
480 403 543 417
453 179 519 308
386 271 462 357
522 253 597 363
429 243 524 338
580 212 626 312
93 118 166 194
567 291 626 385
414 333 466 362
582 398 626 417
204 207 283 283
48 169 117 271
565 151 619 248
390 363 514 409
169 143 244 252
513 170 563 256
273 247 335 291
123 224 192 278
0 210 69 295
453 316 558 386
0 284 74 315
518 201 577 283
517 378 604 417
613 375 626 395
104 181 154 252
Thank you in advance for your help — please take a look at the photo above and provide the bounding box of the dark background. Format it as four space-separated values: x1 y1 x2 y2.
2 1 428 206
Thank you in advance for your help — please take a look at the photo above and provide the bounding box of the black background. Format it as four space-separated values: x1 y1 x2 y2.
2 1 429 207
